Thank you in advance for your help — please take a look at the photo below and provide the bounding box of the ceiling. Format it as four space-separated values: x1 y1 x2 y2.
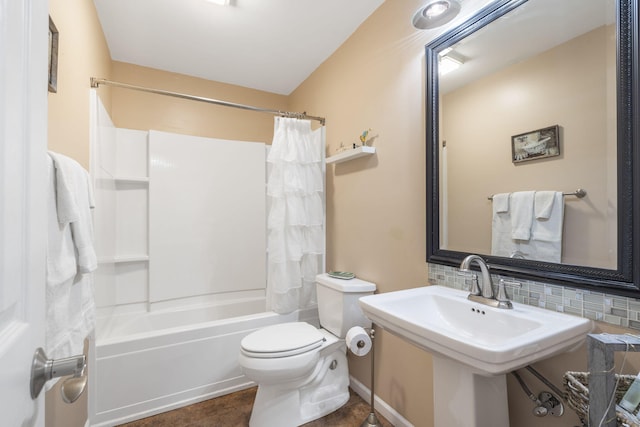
93 0 385 95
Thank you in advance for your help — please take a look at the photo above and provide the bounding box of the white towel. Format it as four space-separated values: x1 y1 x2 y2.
510 191 535 241
491 193 514 257
535 191 556 219
45 152 96 373
532 192 564 242
48 151 97 273
49 152 80 225
46 155 77 286
514 191 564 263
525 240 562 263
493 193 510 213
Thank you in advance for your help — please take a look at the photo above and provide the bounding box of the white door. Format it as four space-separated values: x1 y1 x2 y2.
0 0 49 425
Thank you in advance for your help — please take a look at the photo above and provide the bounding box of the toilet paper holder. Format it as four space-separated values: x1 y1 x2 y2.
347 325 372 357
350 327 383 427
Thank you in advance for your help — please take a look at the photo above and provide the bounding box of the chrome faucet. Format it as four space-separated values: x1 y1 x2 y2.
459 254 514 309
460 255 493 298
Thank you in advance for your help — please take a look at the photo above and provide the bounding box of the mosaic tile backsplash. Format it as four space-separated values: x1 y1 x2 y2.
428 263 640 330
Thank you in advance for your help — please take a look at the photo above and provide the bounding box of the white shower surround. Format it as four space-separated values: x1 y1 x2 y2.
91 90 274 309
149 130 266 303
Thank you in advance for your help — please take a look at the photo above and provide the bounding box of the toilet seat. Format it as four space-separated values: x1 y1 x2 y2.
241 322 325 359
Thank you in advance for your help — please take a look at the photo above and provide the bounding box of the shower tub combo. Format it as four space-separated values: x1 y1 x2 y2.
89 91 325 426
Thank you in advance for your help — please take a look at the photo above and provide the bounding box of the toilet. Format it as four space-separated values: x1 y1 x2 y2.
238 273 376 427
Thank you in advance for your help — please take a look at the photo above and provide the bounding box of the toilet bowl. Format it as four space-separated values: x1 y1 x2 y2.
238 274 376 427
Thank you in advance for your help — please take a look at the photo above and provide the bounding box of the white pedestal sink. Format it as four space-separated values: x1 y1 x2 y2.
359 285 593 427
432 355 509 426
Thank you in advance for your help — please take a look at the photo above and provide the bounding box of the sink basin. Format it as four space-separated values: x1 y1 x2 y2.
359 285 592 375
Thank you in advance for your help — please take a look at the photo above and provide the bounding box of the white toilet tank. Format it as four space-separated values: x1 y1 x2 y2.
316 273 376 338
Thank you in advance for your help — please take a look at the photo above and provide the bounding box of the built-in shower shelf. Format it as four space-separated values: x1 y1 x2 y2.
326 146 376 164
98 255 149 264
115 176 149 184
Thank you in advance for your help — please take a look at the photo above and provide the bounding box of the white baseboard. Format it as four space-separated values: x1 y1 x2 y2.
349 376 414 427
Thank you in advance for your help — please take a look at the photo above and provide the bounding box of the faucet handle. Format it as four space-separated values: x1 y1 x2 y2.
496 279 521 308
458 272 481 295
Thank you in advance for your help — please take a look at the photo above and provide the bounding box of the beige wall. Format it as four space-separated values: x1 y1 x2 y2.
443 25 617 268
48 0 112 169
110 61 288 142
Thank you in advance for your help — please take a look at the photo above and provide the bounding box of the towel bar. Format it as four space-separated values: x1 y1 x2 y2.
487 188 586 201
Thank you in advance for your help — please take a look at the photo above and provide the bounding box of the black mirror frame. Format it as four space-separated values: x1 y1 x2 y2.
426 0 640 297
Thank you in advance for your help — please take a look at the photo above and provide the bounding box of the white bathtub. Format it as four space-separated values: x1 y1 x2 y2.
89 298 319 427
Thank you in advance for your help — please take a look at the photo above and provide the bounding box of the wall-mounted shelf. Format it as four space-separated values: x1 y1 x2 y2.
326 146 376 164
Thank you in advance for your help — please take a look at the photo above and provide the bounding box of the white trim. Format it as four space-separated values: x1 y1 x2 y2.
349 375 414 427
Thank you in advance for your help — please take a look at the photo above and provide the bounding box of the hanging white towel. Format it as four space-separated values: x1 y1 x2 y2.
46 155 78 287
532 191 564 242
535 191 557 220
510 191 535 241
45 152 96 371
491 193 514 257
493 193 510 213
518 191 564 263
48 151 97 273
524 240 562 263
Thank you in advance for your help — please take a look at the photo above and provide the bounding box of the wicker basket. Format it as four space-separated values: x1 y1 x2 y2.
564 371 640 427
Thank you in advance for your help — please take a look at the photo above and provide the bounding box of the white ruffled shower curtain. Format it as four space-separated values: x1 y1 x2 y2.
267 117 324 314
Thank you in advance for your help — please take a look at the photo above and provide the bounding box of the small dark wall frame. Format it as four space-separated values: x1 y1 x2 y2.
48 16 58 93
511 125 560 163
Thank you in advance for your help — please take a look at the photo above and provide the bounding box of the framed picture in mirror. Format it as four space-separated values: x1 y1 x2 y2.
511 125 560 163
48 16 58 93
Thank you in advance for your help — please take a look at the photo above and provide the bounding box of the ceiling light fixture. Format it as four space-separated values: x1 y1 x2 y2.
412 0 461 30
206 0 230 6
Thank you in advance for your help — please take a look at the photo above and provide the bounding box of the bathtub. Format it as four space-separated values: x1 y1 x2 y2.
89 297 319 427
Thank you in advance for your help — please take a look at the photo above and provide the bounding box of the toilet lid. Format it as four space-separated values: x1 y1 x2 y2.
241 322 325 358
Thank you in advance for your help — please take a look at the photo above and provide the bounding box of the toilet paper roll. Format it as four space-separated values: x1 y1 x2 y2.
346 326 372 356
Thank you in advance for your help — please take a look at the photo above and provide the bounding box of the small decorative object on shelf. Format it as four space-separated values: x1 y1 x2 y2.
360 128 372 146
336 142 349 154
326 129 376 164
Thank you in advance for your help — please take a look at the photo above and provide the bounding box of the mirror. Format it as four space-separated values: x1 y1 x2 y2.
426 0 640 295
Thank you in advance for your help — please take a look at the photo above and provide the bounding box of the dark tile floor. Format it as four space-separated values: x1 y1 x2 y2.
119 387 392 427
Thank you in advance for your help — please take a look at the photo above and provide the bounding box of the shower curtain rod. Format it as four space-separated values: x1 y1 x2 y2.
90 77 326 126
